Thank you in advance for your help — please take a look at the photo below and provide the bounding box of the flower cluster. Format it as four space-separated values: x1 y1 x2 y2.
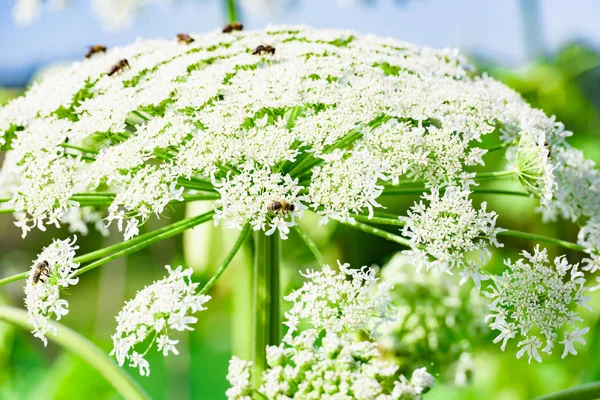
378 254 488 385
283 261 394 341
110 265 210 376
213 167 306 239
256 331 433 400
227 262 433 399
24 236 80 346
484 246 591 363
400 186 504 283
0 26 569 243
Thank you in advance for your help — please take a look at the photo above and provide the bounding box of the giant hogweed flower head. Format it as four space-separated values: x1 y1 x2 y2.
484 246 591 363
283 261 394 341
24 236 80 346
110 265 210 376
0 25 568 244
400 186 504 283
227 263 433 399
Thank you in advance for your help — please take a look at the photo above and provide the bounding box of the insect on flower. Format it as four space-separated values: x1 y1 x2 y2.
32 260 50 284
176 33 194 44
85 44 107 59
107 59 130 76
267 199 295 215
252 44 275 56
222 21 243 33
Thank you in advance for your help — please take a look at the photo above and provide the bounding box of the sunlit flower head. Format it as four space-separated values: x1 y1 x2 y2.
110 265 210 376
484 246 591 363
283 261 394 341
400 186 504 280
24 236 80 346
0 26 578 243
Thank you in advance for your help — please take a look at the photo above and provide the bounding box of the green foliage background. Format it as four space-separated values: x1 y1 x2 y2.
1 43 600 399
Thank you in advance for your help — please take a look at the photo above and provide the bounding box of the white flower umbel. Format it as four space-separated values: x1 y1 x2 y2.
226 357 253 400
400 186 504 279
110 265 210 376
24 236 80 346
578 218 600 274
283 261 394 341
256 331 433 400
227 263 433 399
484 246 591 363
213 166 306 239
1 26 584 242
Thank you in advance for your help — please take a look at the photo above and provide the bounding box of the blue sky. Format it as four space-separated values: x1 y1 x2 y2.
0 0 599 85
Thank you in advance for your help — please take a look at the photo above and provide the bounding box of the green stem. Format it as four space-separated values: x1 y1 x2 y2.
74 211 215 276
485 143 510 153
0 193 218 211
534 382 600 400
341 220 412 247
498 230 585 252
351 214 406 227
252 233 280 388
0 272 28 286
385 170 516 188
226 0 239 23
0 211 216 286
199 223 251 295
473 170 516 180
293 224 326 266
0 306 149 400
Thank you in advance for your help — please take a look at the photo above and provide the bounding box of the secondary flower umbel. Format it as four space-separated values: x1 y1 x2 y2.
484 246 591 363
110 265 210 376
227 263 434 399
24 236 80 346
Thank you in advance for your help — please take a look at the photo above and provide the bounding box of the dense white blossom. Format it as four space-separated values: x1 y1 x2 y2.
400 186 504 280
24 236 80 346
227 262 433 399
253 330 433 399
0 26 575 242
110 265 210 376
283 261 394 341
226 357 253 400
484 246 591 363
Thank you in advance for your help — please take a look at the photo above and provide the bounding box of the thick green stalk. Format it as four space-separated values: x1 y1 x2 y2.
534 382 600 400
252 233 280 388
0 305 149 400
